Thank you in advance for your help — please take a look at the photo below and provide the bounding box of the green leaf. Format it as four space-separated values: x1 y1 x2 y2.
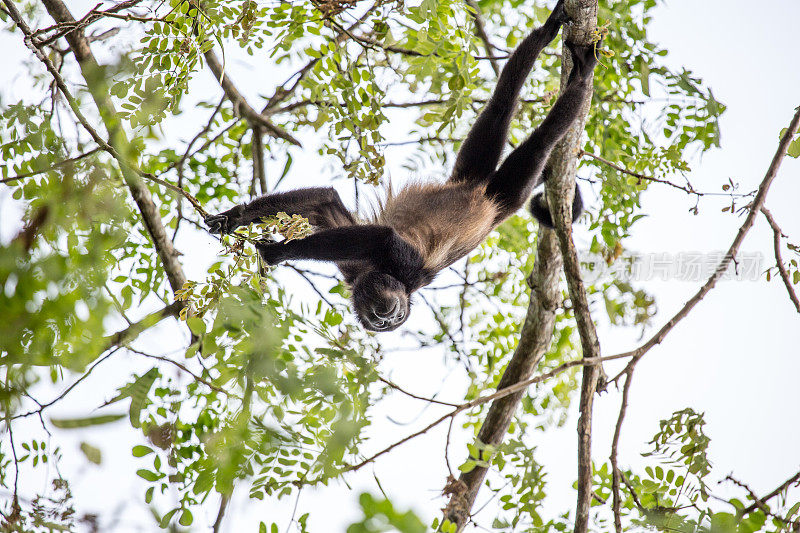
788 136 800 158
50 414 125 429
136 468 162 482
132 445 154 457
128 368 160 428
187 316 206 336
79 442 102 465
639 59 651 96
179 509 193 527
458 460 477 473
159 508 178 528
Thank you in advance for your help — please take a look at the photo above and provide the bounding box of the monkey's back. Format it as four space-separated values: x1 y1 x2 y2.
378 181 499 272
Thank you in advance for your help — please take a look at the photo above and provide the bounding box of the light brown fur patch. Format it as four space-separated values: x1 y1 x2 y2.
376 181 500 272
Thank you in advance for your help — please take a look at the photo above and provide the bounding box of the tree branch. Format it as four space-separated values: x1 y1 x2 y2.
465 0 500 77
441 3 600 530
761 207 800 313
442 233 563 530
610 371 633 532
8 0 190 295
541 2 600 531
202 48 301 146
735 470 800 518
610 104 800 383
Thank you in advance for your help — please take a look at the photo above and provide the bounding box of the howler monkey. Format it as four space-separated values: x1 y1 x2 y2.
205 0 598 332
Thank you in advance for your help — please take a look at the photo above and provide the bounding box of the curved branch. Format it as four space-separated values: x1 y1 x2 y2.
610 105 800 382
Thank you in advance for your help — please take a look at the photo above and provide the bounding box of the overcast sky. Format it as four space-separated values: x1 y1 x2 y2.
2 0 799 531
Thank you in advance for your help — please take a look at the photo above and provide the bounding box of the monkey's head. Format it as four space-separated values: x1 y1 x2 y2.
351 270 410 332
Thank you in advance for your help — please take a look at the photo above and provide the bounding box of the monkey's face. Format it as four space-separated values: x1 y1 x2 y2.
351 271 410 332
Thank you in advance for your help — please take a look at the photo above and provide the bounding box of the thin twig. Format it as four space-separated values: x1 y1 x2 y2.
761 207 800 313
610 105 800 384
610 371 633 532
12 348 122 420
735 470 800 517
125 347 231 397
1 147 102 183
376 375 460 408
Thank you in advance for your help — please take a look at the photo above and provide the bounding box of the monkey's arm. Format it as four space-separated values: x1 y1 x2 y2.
204 187 355 234
450 0 568 182
257 225 425 285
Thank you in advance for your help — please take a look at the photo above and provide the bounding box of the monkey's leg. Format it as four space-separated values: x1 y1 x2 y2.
204 187 354 234
450 0 568 183
487 40 597 217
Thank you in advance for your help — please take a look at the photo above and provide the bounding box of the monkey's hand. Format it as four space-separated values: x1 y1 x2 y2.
547 0 571 27
255 238 286 266
204 205 245 234
564 40 600 80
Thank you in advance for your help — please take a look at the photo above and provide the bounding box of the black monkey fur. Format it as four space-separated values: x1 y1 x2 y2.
205 0 599 331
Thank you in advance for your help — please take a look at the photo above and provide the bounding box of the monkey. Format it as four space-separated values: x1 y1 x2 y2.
204 0 598 332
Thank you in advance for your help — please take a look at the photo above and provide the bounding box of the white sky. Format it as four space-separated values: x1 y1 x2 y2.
2 0 799 531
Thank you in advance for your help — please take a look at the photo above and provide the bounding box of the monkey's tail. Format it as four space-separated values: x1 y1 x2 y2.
529 184 584 229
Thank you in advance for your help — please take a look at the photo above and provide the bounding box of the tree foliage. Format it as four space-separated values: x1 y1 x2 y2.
1 0 799 531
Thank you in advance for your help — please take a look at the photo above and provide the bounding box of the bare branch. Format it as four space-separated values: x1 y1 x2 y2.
1 147 102 183
579 149 699 195
735 470 800 518
12 348 122 420
343 353 630 478
32 0 144 47
202 48 301 146
611 104 800 383
761 207 800 313
125 346 231 397
610 371 633 532
376 375 460 408
580 149 753 198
